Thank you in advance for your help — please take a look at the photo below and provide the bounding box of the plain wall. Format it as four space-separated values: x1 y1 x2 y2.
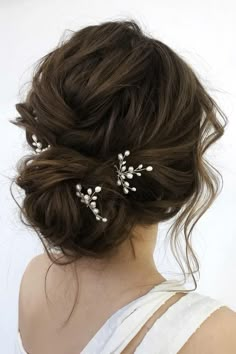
0 0 235 352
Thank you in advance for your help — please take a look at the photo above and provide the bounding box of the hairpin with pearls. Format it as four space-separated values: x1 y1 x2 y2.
75 184 107 222
32 134 50 154
114 150 153 194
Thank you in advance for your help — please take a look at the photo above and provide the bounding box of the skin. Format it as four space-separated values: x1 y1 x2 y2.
18 223 236 353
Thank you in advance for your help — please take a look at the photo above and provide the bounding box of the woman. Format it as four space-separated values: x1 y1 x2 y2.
11 19 236 353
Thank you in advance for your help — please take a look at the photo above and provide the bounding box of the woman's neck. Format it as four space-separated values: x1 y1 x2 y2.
72 223 166 293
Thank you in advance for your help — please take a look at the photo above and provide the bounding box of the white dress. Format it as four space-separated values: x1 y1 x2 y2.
15 279 225 354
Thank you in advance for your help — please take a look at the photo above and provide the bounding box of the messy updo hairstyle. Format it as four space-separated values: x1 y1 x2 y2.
10 19 227 325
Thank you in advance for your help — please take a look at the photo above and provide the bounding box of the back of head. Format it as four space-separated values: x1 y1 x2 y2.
11 19 227 284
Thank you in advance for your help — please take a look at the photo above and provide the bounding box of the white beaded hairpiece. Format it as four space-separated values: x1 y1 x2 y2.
32 134 50 154
114 150 153 194
75 184 108 222
31 134 153 223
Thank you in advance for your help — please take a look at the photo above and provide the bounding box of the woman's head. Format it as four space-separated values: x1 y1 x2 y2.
11 19 227 287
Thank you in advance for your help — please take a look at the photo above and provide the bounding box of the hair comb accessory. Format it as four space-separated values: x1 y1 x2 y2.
32 134 50 154
75 184 108 222
114 150 153 194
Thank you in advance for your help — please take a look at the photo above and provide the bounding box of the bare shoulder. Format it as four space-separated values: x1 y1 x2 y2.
18 253 52 319
18 252 76 349
18 252 70 327
179 305 236 354
19 253 53 298
18 252 71 309
21 252 52 276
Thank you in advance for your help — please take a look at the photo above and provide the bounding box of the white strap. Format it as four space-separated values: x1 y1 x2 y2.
81 279 187 354
99 291 179 354
134 292 225 354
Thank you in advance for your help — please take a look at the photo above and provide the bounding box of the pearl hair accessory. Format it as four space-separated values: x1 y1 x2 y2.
75 184 107 222
31 134 153 222
32 134 50 154
114 150 153 194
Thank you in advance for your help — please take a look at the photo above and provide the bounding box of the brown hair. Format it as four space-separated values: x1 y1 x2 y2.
10 19 227 325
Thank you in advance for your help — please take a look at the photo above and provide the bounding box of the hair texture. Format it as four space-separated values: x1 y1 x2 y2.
10 19 227 326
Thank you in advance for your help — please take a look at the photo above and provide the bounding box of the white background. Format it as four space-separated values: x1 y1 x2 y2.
0 0 235 352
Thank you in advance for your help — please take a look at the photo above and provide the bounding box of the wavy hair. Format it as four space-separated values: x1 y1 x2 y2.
10 19 227 326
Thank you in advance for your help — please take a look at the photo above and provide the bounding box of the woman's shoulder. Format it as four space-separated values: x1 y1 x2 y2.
19 252 73 311
126 288 236 354
20 251 71 286
18 252 73 350
178 301 236 354
19 253 55 302
19 253 50 304
18 253 53 317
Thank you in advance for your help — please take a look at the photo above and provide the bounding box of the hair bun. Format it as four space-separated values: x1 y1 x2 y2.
13 145 137 257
